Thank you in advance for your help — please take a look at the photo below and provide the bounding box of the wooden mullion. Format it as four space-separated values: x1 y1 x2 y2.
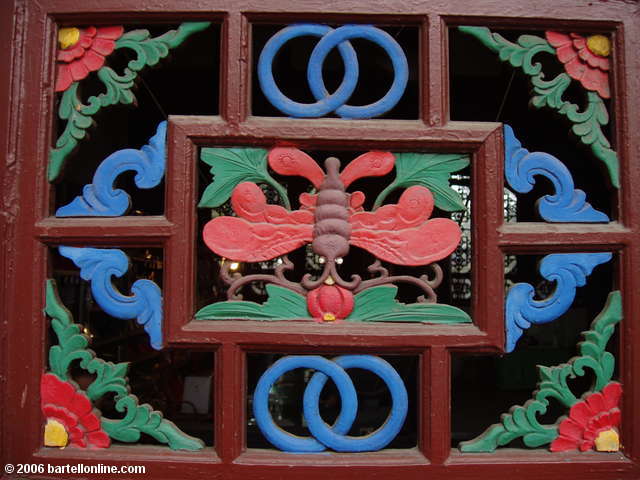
0 0 21 465
499 223 630 252
165 121 197 341
616 7 640 463
216 342 245 462
173 115 498 148
39 0 635 23
423 346 451 464
35 216 174 245
6 1 52 463
220 11 249 124
424 13 446 126
621 243 640 461
473 125 504 340
616 18 640 231
174 321 494 350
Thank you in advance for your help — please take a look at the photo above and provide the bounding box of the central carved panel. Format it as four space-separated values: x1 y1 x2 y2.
196 146 471 325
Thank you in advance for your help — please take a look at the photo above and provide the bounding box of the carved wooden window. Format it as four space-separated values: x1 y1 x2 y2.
1 1 639 479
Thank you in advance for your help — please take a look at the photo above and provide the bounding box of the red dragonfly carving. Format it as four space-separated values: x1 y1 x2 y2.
203 148 461 288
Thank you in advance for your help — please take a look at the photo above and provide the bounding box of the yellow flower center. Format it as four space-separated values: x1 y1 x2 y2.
594 428 620 452
58 27 81 50
44 419 69 447
323 313 337 322
587 35 611 57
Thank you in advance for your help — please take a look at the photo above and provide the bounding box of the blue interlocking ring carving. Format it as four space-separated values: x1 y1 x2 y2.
253 355 408 453
258 24 409 119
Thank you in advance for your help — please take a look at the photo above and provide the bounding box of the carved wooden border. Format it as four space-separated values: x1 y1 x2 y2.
1 1 639 478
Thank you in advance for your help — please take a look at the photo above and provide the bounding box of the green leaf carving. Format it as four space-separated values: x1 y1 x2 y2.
46 280 93 380
196 284 471 324
195 284 309 320
458 26 619 188
45 279 203 450
49 84 95 181
348 286 471 324
116 22 212 69
459 291 622 453
102 395 203 450
198 147 290 209
531 72 572 109
457 27 555 74
572 290 621 392
84 358 129 401
88 67 137 107
49 22 211 182
373 153 469 211
536 363 578 408
557 92 618 186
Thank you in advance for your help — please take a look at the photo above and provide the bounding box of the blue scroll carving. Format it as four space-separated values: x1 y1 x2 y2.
505 252 612 352
258 24 408 119
56 121 167 217
59 246 163 350
253 355 408 452
504 124 609 223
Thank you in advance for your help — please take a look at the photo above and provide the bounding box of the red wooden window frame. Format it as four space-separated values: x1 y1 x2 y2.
1 0 640 479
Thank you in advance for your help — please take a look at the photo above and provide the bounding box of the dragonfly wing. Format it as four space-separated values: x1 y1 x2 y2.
231 182 314 224
203 217 313 262
203 181 314 261
351 219 461 266
350 186 460 266
351 185 434 230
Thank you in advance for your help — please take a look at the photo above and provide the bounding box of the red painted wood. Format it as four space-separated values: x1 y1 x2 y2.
470 126 503 340
615 12 640 463
2 1 639 478
35 216 174 244
221 12 249 125
177 324 490 351
426 13 446 126
425 346 450 464
165 120 198 343
216 343 245 461
0 0 18 468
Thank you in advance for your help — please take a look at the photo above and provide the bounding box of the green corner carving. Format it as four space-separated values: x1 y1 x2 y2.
458 26 619 188
49 22 211 182
45 279 204 450
459 290 622 452
46 280 93 381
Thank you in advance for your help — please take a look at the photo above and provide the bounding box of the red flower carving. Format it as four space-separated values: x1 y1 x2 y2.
307 284 355 322
550 382 621 452
545 32 611 99
56 26 124 92
41 373 110 448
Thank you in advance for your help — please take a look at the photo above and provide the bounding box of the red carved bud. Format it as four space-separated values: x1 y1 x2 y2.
307 285 354 322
